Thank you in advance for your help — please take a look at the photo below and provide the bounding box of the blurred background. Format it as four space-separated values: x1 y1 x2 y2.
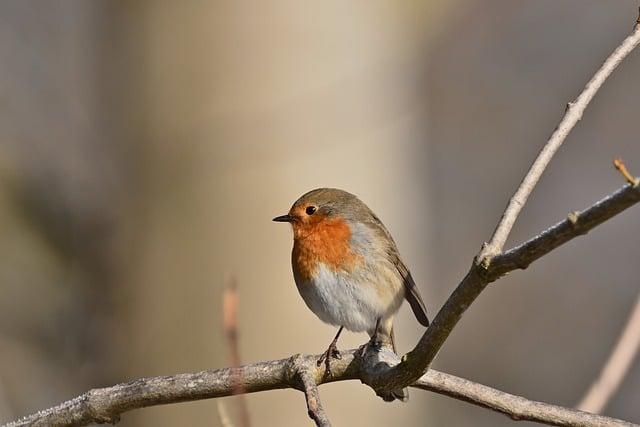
1 1 639 426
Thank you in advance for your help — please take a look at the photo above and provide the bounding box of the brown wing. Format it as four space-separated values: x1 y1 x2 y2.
393 257 429 327
367 213 430 327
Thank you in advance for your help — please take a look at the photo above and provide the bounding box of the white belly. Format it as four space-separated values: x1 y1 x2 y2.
295 262 403 333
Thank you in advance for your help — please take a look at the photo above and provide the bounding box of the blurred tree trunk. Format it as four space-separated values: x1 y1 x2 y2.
111 1 454 425
0 0 123 420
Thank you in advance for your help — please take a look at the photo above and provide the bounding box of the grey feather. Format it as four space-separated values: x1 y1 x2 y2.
393 258 429 327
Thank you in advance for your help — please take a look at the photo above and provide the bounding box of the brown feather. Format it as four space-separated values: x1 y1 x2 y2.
394 258 429 327
367 212 430 327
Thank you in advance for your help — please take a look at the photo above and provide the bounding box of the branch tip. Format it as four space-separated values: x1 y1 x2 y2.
613 158 639 186
221 275 250 427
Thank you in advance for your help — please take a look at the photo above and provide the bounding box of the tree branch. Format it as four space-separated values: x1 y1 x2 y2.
574 159 640 414
371 181 640 393
492 182 640 275
414 370 636 427
479 15 640 260
5 181 640 427
576 292 640 414
5 348 637 427
370 14 640 394
294 357 332 427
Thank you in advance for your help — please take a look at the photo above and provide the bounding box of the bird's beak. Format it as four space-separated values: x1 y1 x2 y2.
272 214 294 223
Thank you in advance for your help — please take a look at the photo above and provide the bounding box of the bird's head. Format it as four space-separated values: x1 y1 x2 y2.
273 188 363 240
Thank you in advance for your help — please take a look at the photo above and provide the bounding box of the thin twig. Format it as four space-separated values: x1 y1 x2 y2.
573 158 640 413
492 182 640 275
5 181 640 427
217 401 235 427
512 162 640 414
372 181 640 393
222 276 251 427
577 292 640 414
613 158 639 186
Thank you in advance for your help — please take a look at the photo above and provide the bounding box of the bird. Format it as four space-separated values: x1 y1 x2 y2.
273 188 429 401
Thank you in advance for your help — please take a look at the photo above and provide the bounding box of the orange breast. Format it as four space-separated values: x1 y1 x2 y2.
292 217 361 281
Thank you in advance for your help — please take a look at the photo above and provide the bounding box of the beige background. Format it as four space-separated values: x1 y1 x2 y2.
0 1 639 426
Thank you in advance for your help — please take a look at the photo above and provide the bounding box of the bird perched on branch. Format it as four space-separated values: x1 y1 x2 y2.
273 188 429 401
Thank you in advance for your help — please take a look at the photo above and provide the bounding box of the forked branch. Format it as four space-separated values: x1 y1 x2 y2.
370 9 640 394
6 179 640 427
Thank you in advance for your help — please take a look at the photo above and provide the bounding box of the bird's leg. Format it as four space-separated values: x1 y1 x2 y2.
369 318 383 350
358 318 383 358
317 326 343 374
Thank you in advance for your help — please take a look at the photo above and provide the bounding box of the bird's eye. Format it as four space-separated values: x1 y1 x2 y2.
305 206 317 215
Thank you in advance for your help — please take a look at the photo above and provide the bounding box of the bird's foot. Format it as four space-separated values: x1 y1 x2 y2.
357 335 383 359
368 335 383 351
317 341 341 376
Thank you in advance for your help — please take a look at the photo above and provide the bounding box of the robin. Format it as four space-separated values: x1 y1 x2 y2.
273 188 429 401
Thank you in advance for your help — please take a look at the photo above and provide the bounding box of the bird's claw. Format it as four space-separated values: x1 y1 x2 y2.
331 348 342 359
357 336 386 361
369 336 382 351
317 342 341 376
